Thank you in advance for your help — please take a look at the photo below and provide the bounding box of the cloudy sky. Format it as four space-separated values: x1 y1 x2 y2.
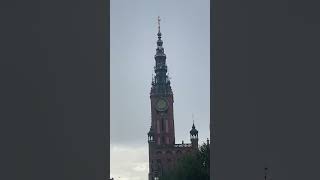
110 0 210 179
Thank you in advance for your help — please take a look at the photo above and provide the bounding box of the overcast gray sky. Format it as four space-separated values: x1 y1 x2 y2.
111 0 210 179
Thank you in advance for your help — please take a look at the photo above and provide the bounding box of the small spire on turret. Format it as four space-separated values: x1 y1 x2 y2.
190 118 198 136
190 116 199 149
192 114 196 129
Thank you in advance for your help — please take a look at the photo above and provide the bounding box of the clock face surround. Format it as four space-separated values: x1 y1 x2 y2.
156 98 168 111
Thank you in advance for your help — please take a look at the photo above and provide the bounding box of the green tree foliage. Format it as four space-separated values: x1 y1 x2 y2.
161 143 210 180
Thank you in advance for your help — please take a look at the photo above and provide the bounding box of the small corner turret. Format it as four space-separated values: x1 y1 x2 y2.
190 121 199 149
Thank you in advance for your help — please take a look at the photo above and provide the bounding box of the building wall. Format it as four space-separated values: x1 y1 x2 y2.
148 143 196 179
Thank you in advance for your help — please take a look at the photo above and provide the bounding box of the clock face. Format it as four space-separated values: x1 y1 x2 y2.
156 98 168 111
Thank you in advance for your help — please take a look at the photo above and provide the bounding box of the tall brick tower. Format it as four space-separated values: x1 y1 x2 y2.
147 17 199 180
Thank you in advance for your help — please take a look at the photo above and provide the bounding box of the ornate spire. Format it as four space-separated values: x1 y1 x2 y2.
190 117 198 136
190 115 198 147
151 16 172 95
192 114 195 128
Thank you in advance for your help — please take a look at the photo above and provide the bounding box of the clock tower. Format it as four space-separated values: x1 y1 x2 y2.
149 16 175 147
147 17 199 180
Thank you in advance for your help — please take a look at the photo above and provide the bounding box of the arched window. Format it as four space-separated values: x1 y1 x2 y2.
156 151 162 155
165 150 172 155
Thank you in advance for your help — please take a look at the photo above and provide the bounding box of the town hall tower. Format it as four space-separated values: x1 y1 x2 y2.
147 17 199 180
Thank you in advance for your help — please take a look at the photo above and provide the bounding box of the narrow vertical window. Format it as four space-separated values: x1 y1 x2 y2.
166 119 168 132
161 118 164 131
157 120 160 133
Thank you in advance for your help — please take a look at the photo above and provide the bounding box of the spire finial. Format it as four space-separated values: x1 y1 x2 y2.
192 113 194 124
158 16 161 33
192 113 196 128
